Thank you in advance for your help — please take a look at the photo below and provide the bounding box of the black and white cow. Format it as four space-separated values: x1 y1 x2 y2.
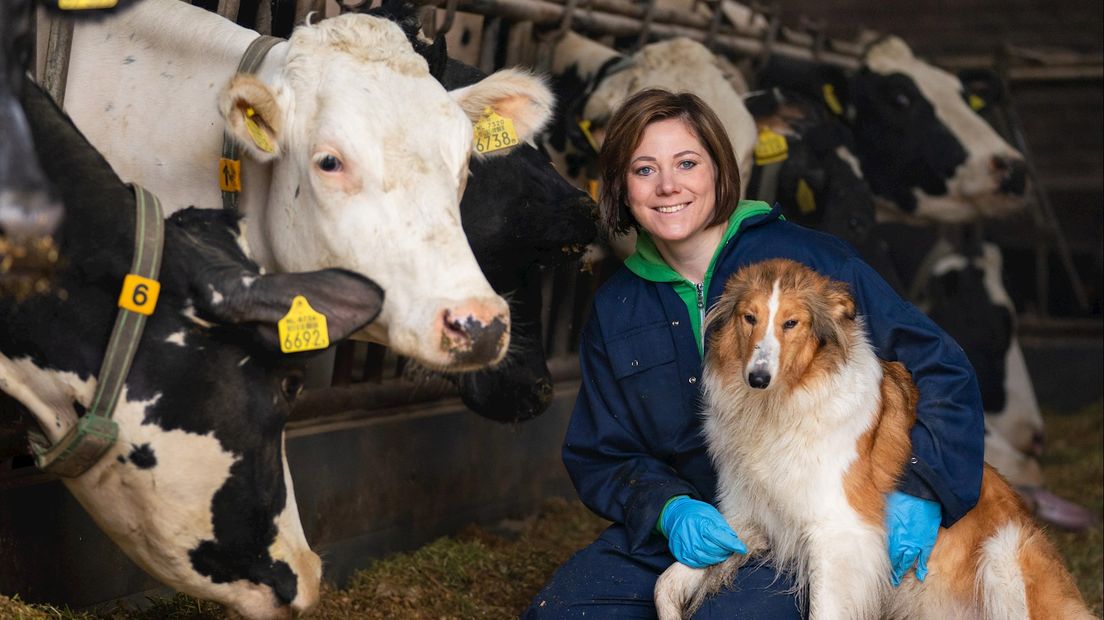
743 88 905 292
0 0 64 298
757 36 1028 223
361 1 600 422
3 79 384 618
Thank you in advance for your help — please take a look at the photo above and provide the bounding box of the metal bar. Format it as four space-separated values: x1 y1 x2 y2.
42 15 74 106
994 48 1091 315
424 0 862 68
217 0 242 20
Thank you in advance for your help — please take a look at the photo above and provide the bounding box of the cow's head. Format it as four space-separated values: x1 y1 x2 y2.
761 37 1027 223
14 81 385 619
218 14 553 372
0 0 64 297
854 37 1027 221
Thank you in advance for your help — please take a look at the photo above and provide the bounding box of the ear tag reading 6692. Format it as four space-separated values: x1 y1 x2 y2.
473 107 519 154
278 296 330 353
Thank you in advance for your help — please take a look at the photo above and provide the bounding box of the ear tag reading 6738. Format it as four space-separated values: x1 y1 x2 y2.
278 296 330 353
473 107 519 154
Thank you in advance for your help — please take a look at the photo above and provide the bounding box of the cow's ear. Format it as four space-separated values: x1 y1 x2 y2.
196 268 384 351
450 68 556 146
219 74 285 162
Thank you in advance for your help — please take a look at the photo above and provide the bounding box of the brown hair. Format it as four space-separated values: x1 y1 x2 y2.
597 88 742 237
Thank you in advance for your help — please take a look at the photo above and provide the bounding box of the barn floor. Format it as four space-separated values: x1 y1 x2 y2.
2 403 1100 620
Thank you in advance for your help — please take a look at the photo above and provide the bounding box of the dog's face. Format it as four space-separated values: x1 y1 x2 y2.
707 259 857 393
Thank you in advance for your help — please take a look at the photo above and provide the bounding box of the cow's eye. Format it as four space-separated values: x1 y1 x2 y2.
280 373 305 403
317 154 342 173
744 313 757 326
783 319 798 330
893 93 912 109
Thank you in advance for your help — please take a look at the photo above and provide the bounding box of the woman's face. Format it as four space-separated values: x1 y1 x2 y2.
626 118 718 246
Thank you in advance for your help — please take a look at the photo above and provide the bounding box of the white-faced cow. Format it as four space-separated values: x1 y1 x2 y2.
0 0 64 297
757 36 1028 223
361 1 600 422
4 79 384 619
63 0 555 372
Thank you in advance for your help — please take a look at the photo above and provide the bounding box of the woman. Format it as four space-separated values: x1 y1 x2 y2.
523 89 984 618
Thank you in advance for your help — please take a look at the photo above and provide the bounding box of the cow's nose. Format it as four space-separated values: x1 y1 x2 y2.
994 155 1027 195
1030 431 1046 457
440 302 510 366
747 370 771 389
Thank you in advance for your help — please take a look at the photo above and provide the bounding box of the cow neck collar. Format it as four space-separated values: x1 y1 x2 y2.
29 184 165 478
219 34 284 212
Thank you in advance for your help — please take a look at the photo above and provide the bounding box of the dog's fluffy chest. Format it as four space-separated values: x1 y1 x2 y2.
703 353 885 553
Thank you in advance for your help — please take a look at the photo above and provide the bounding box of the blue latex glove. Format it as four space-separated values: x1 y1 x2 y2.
885 490 941 587
659 496 747 568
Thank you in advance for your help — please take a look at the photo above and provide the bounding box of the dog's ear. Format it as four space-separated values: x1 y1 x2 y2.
811 280 856 350
705 278 743 352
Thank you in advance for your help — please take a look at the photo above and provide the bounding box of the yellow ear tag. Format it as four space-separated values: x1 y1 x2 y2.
118 274 160 316
278 296 330 354
578 119 600 153
586 179 600 202
473 107 519 154
244 107 276 154
796 178 816 214
968 94 986 112
754 128 789 165
58 0 118 9
822 83 844 116
219 158 242 192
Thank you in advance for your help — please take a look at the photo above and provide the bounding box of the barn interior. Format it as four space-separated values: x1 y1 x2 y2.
1 0 1101 614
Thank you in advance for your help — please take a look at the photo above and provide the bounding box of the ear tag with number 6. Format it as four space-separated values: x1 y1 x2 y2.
473 107 519 154
118 274 160 315
244 107 276 154
278 296 330 354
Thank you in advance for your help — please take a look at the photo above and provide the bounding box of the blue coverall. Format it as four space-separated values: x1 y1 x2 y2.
524 202 984 618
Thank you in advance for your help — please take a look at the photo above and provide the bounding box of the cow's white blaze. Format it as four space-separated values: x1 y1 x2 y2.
865 37 1026 221
64 0 548 371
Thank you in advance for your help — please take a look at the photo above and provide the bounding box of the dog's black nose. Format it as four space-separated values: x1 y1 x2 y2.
747 371 771 389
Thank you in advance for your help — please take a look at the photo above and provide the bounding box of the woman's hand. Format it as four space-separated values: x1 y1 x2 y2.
659 496 747 568
885 490 942 586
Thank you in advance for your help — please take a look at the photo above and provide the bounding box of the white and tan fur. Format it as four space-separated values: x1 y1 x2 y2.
655 259 1093 620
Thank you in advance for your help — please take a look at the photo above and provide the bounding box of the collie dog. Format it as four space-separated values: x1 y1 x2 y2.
654 259 1092 620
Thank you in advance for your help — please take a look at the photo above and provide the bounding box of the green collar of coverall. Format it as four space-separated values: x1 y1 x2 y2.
624 200 774 357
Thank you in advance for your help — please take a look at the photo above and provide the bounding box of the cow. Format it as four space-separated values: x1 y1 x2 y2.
3 77 385 619
0 0 64 298
742 87 904 292
62 0 557 372
923 240 1094 530
756 35 1028 223
357 0 600 422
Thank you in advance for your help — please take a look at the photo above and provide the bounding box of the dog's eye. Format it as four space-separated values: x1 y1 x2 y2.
743 314 757 326
783 319 798 330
